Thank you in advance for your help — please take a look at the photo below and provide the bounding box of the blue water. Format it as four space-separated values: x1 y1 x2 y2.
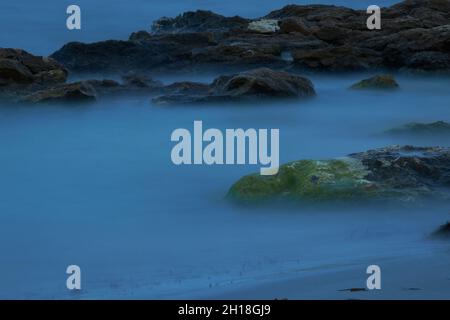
1 1 450 299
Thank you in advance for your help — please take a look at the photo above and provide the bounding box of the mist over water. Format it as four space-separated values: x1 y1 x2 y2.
1 71 449 298
1 0 450 299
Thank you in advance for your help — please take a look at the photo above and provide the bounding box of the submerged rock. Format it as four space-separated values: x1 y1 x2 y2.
431 222 450 238
121 72 163 89
350 74 399 90
385 121 450 136
228 146 450 204
22 82 97 104
153 68 315 105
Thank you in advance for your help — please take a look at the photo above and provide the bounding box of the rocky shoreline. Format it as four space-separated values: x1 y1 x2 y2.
1 2 450 212
1 0 450 104
50 0 450 74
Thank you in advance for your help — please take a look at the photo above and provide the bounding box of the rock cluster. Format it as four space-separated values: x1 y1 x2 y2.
49 0 450 74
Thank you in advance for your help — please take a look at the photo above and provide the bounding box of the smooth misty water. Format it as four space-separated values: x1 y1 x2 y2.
1 0 450 299
1 73 450 298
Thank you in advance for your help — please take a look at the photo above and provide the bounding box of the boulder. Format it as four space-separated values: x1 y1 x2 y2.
0 48 67 86
22 82 97 104
213 68 315 97
152 68 315 105
385 121 450 137
350 74 399 90
228 146 450 204
431 222 450 238
0 58 34 85
121 72 163 89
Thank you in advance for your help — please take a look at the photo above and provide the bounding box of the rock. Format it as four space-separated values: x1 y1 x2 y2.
431 222 450 238
293 46 382 71
228 146 450 204
0 58 34 85
152 68 315 105
385 121 450 137
162 81 211 95
350 74 399 90
0 48 67 86
404 51 450 72
121 72 163 89
279 17 311 35
22 82 97 104
213 68 315 97
151 10 249 34
49 1 450 74
248 19 280 33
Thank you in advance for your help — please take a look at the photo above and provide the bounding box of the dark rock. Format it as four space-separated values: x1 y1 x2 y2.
47 1 450 74
0 58 34 85
431 222 450 238
293 46 382 71
385 121 450 137
350 74 399 90
0 48 67 86
228 145 450 204
278 17 312 36
151 10 249 34
21 82 97 104
153 68 315 105
213 68 315 97
162 81 211 95
121 72 163 89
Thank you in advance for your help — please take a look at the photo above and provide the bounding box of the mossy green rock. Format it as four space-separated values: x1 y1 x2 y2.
228 146 450 204
228 158 379 203
350 74 399 90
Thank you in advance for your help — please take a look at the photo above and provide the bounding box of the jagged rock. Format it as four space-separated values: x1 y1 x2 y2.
0 48 67 86
350 74 399 90
153 68 315 105
50 1 450 74
151 10 249 34
0 58 34 85
228 146 450 204
21 82 97 103
385 121 450 136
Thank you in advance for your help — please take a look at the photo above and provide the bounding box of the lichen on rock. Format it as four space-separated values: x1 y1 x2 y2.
248 19 280 33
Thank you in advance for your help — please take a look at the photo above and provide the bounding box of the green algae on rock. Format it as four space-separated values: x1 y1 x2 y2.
228 146 450 204
228 158 377 203
350 74 399 90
